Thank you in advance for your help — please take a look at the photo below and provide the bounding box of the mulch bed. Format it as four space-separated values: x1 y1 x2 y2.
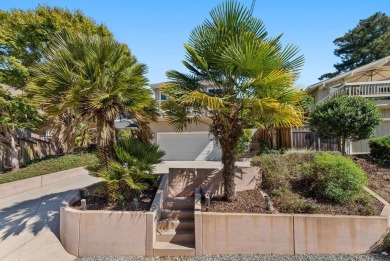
202 187 384 215
353 155 390 203
71 185 158 211
202 189 269 213
307 198 383 216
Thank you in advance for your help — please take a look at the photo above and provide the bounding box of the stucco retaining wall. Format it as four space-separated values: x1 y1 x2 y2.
0 167 89 199
148 174 168 257
294 215 389 254
60 174 168 258
60 170 390 257
78 211 146 257
201 212 295 255
195 189 390 256
198 213 389 255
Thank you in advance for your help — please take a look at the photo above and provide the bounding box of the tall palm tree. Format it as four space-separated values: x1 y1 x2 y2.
29 33 157 167
162 0 306 202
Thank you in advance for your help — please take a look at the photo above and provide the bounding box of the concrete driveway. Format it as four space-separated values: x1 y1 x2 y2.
0 173 100 261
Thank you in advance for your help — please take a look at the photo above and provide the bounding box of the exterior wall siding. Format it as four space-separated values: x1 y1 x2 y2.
351 108 390 154
149 120 211 144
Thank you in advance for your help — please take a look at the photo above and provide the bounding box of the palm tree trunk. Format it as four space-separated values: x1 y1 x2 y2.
221 142 237 202
96 112 116 168
211 113 243 202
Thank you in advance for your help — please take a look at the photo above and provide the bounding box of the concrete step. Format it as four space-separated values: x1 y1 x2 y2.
153 242 195 257
157 230 195 243
158 219 194 231
161 209 194 220
164 197 194 210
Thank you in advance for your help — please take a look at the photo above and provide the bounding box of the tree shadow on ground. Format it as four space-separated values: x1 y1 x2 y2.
0 189 77 241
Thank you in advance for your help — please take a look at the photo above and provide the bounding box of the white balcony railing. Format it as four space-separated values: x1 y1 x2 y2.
318 80 390 103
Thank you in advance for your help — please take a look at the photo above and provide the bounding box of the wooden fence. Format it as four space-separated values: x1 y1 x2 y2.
256 127 341 152
292 127 341 151
255 128 292 149
0 132 59 172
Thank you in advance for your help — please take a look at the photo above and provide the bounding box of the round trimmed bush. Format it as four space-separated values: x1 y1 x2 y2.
369 135 390 164
304 153 368 203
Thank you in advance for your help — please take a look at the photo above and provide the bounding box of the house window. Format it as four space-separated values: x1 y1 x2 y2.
160 93 167 100
208 89 216 94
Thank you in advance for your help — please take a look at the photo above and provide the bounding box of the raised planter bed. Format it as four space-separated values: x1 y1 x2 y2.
60 174 168 257
195 188 390 255
60 167 390 257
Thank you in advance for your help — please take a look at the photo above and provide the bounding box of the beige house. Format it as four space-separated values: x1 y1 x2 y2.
307 55 390 154
149 82 221 161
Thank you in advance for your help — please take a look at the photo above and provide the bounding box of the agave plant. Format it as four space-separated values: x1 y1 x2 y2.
96 137 165 206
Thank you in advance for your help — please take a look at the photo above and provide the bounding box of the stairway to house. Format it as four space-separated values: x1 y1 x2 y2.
154 197 195 257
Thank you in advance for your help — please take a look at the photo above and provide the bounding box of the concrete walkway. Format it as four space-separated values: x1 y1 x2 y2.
0 173 100 261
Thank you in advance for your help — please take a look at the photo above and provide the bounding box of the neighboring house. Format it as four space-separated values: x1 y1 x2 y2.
149 82 221 161
306 55 390 154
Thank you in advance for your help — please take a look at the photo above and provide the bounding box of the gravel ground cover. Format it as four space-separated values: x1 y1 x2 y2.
78 254 389 261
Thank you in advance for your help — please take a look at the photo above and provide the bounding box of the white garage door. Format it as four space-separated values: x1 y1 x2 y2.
157 132 221 161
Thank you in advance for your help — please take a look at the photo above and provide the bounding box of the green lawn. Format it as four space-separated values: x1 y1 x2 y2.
0 153 98 184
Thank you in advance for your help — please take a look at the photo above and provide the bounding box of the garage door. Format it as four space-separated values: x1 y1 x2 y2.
157 132 221 161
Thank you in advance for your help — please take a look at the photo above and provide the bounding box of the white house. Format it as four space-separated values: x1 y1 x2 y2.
307 56 390 154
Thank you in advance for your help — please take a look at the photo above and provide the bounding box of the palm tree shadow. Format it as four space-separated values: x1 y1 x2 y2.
0 189 77 241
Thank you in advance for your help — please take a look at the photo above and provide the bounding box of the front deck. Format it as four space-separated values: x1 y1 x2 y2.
318 80 390 103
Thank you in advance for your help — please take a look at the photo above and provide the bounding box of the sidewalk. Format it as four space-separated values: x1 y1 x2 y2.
0 173 100 261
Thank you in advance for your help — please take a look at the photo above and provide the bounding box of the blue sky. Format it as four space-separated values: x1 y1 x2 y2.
1 1 390 88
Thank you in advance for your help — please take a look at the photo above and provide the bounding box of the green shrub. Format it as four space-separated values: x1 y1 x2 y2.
369 135 390 164
272 190 319 214
256 140 280 155
237 129 252 155
383 231 390 252
349 192 377 216
251 155 290 192
252 152 316 193
303 153 368 203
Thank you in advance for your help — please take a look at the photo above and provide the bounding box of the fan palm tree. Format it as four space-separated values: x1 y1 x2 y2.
29 33 157 167
97 137 165 206
162 0 306 202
